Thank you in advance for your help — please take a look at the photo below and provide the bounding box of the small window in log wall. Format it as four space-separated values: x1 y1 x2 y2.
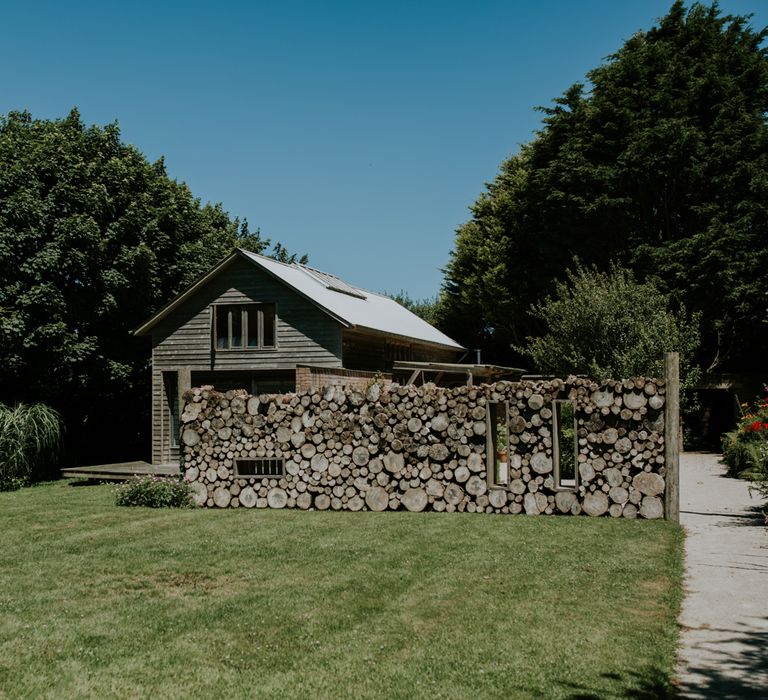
553 400 578 489
488 402 509 486
234 458 285 478
214 304 276 350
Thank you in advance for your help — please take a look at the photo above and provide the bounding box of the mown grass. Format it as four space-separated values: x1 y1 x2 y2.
0 481 684 699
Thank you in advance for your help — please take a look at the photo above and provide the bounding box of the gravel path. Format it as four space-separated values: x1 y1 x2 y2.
676 452 768 698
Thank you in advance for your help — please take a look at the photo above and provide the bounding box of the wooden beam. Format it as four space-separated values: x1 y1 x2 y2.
61 461 180 481
178 366 192 406
664 352 680 523
392 360 527 377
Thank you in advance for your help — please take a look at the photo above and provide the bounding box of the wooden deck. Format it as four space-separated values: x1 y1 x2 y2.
61 461 180 481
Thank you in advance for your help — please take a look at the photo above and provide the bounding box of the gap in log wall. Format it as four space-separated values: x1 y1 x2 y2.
180 377 667 518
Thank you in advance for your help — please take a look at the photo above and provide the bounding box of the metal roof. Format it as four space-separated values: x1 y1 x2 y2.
241 250 464 349
133 249 464 351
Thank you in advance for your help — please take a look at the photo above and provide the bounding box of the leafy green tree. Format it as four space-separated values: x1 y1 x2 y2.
517 265 700 393
437 153 529 362
387 290 440 326
441 1 768 373
0 109 300 464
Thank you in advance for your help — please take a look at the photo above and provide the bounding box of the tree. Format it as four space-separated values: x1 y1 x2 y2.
386 290 440 326
437 153 530 362
0 109 301 464
440 1 768 373
517 265 700 394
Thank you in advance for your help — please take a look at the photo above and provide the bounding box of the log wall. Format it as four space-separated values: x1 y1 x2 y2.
180 376 669 518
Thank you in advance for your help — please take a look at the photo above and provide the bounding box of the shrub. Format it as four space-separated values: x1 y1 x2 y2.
0 402 62 491
722 391 768 478
517 264 701 395
115 475 194 508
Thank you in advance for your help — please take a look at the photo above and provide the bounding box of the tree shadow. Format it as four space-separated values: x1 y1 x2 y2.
680 505 766 527
721 504 767 527
554 622 768 698
67 478 106 487
559 666 677 699
677 619 768 699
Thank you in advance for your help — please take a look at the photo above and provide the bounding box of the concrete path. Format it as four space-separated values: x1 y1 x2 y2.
677 452 768 698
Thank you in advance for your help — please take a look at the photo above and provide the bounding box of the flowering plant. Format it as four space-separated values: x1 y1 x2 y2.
722 387 768 477
736 391 768 436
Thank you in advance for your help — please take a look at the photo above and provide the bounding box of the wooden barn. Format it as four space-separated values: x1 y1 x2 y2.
132 249 464 465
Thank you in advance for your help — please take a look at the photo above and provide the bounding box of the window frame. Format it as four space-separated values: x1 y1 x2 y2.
213 303 277 351
552 399 579 491
234 458 285 478
486 401 511 488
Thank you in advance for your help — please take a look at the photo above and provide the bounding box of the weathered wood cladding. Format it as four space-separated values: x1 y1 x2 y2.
342 329 459 373
149 257 345 463
146 256 462 463
151 257 344 372
151 369 162 464
152 369 181 465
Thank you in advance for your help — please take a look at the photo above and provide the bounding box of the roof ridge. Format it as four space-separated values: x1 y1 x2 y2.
133 248 463 349
240 248 393 299
237 248 298 271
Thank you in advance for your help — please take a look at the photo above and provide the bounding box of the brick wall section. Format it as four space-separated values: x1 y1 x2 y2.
295 365 393 393
180 376 668 518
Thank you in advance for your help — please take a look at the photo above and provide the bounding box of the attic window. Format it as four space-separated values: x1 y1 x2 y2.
299 265 367 299
215 304 275 350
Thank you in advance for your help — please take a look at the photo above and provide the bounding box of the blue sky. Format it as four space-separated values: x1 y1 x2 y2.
1 1 766 298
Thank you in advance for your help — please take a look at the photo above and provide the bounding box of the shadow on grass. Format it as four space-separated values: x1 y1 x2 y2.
67 478 103 487
556 621 768 698
559 666 676 699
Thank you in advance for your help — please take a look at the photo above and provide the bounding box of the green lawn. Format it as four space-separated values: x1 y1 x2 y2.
0 481 683 699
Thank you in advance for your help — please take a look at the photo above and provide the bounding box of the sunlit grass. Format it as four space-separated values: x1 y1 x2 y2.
0 481 683 699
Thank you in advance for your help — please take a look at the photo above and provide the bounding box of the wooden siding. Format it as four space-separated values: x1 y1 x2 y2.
342 329 460 373
152 369 161 464
150 258 344 462
152 370 180 466
151 257 344 372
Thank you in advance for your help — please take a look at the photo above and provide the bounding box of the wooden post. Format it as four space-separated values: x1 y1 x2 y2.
178 367 192 412
664 352 680 523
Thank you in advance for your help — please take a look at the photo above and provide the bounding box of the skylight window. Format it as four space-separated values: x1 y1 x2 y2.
298 265 367 299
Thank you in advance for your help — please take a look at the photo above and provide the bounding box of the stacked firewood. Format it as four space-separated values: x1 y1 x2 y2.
180 376 667 518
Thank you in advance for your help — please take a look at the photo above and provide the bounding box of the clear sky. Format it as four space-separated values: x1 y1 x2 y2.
1 1 766 299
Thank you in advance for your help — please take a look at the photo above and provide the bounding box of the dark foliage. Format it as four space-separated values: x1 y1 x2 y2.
440 1 768 374
0 109 302 465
